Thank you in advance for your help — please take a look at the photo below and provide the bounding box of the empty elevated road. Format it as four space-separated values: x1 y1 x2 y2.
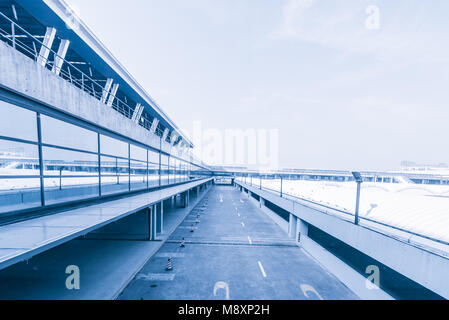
118 186 357 300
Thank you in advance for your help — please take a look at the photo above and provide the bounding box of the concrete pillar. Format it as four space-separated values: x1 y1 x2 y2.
296 218 309 244
183 191 189 208
149 206 157 241
196 186 200 197
259 197 265 208
156 201 164 234
288 214 298 239
171 195 175 207
248 191 251 199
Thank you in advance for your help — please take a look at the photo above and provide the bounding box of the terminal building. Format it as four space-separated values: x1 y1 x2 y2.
0 0 448 300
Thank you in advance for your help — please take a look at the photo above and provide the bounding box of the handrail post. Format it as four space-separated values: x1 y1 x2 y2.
280 177 283 197
354 181 361 225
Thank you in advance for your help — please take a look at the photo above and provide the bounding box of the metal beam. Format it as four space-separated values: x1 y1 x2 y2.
106 83 119 107
170 132 179 146
101 78 113 103
37 27 56 67
52 39 70 76
162 128 170 142
131 103 144 123
11 5 18 21
150 118 159 134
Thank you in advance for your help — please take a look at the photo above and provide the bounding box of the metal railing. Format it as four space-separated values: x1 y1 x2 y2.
236 176 449 248
0 10 164 137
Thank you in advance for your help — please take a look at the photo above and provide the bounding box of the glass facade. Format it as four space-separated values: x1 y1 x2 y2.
0 98 211 215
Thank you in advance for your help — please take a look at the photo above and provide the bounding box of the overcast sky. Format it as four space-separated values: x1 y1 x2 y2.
65 0 449 171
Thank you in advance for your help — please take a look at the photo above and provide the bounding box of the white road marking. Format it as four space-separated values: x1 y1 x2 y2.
258 261 267 278
214 281 230 300
155 253 185 258
237 213 240 217
247 236 252 245
300 284 323 300
137 273 175 281
241 222 245 227
240 200 244 203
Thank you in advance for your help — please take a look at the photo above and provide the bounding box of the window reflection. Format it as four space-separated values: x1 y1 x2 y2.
0 178 41 213
42 147 99 204
42 147 98 177
0 140 39 177
100 155 130 195
0 101 37 141
130 160 147 191
130 144 147 162
100 135 128 158
41 115 97 152
44 177 99 205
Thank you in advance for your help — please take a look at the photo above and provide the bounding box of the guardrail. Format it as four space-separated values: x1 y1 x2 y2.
235 177 449 247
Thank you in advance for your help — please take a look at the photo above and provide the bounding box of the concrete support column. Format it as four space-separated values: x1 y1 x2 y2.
183 191 189 208
149 206 157 241
196 186 200 197
288 214 298 239
296 218 309 244
248 191 251 199
171 195 175 208
156 201 164 234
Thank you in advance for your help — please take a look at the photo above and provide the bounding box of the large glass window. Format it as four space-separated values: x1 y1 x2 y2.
0 139 40 213
160 154 169 186
0 140 39 177
148 149 159 187
100 135 128 158
169 157 176 183
100 155 129 195
130 160 147 191
0 99 205 215
41 115 97 152
0 101 37 141
130 144 147 162
130 144 147 191
42 147 99 205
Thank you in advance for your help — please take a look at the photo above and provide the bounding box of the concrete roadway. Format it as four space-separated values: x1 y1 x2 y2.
118 186 357 300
